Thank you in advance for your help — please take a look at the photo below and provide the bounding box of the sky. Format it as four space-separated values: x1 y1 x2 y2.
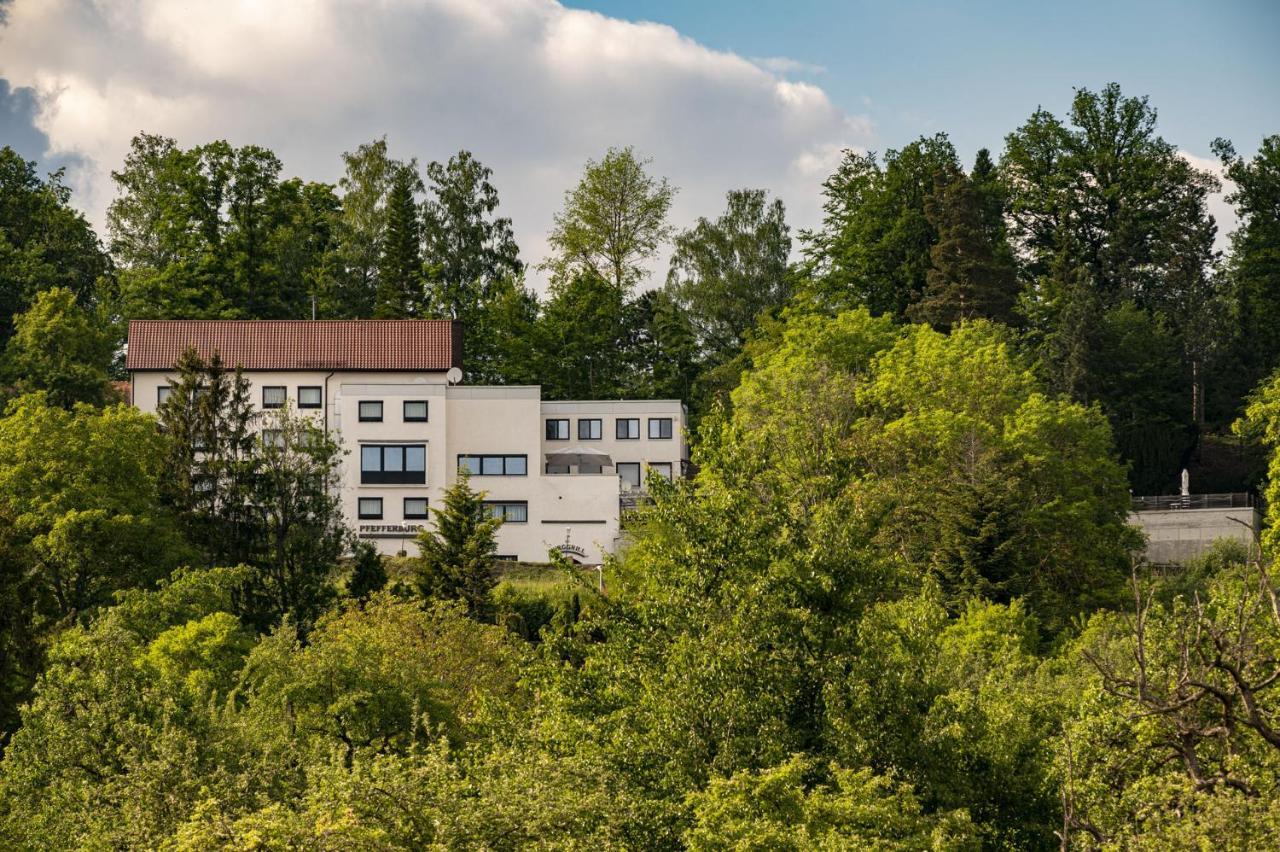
1 0 1277 291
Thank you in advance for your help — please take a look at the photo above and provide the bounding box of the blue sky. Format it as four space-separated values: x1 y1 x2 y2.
569 0 1280 165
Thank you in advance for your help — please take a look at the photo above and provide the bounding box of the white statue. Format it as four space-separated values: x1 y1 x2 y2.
1180 468 1190 497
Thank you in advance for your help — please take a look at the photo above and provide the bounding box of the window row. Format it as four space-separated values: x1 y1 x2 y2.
545 417 673 441
357 497 528 524
458 454 527 476
361 444 427 484
358 400 428 423
159 384 326 411
358 497 430 520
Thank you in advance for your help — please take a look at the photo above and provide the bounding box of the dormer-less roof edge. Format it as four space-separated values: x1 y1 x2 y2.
126 319 462 372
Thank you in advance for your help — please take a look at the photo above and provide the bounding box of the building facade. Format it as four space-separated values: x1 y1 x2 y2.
127 320 688 563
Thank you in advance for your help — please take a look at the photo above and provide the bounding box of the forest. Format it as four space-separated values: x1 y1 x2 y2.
0 82 1278 848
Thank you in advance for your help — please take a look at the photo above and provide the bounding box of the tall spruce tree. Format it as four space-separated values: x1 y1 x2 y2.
373 166 424 318
908 167 1019 329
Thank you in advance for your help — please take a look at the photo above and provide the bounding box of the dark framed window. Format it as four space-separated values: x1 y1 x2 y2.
618 462 641 488
545 463 570 475
404 400 428 422
648 418 673 439
649 462 673 481
298 386 322 409
261 429 284 449
157 386 172 406
493 554 518 562
361 444 426 484
404 497 429 519
616 418 640 440
262 386 286 409
358 497 383 519
484 501 528 523
359 400 383 422
578 418 602 440
457 454 527 476
546 419 570 440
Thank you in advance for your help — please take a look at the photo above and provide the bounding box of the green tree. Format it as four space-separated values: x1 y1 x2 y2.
316 138 406 317
542 146 675 291
684 755 978 850
0 394 188 624
157 349 261 568
801 134 960 317
1003 84 1219 487
422 150 523 318
1214 135 1280 402
1002 85 1218 308
3 287 118 408
415 472 502 618
666 188 792 365
346 540 387 600
252 404 348 630
108 134 337 321
534 271 630 399
907 166 1019 329
373 164 424 318
0 146 109 347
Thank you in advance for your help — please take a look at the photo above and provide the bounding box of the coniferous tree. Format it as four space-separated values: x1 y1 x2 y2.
908 167 1019 329
373 166 423 318
347 540 388 600
158 349 261 568
414 471 501 619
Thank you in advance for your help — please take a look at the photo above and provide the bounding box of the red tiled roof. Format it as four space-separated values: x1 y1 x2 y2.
126 320 462 372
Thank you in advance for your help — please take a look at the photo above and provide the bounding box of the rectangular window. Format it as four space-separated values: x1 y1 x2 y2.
404 497 429 519
457 454 528 476
616 418 640 440
403 400 428 422
618 462 641 488
298 386 322 409
545 463 570 475
545 419 570 440
157 385 172 406
358 497 383 519
361 444 427 484
262 386 286 409
261 429 284 449
648 418 673 439
649 462 673 481
578 418 602 440
484 501 529 523
359 400 383 422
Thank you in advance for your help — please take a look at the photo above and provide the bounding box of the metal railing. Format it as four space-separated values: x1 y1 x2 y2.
1130 492 1253 512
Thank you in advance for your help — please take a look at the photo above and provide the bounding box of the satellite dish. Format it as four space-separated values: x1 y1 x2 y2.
446 367 463 385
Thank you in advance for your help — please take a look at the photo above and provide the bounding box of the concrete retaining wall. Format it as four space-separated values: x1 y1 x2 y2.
1129 507 1259 565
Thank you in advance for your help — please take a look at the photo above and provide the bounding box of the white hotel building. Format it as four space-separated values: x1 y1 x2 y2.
127 320 688 563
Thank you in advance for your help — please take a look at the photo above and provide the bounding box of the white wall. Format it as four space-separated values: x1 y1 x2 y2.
132 371 681 563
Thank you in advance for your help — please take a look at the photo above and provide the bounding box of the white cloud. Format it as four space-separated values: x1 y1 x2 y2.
750 56 826 76
0 0 875 292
